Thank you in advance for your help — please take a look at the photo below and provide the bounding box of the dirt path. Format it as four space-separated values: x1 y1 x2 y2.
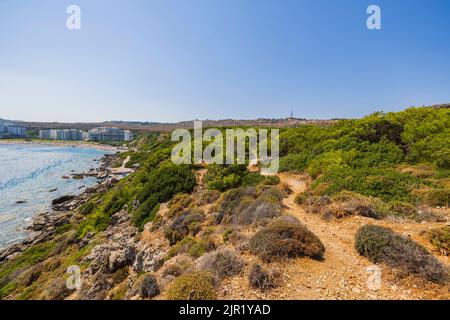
275 174 449 300
111 156 134 176
220 173 449 300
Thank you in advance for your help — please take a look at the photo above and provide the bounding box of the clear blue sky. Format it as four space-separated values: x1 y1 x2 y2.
1 0 449 122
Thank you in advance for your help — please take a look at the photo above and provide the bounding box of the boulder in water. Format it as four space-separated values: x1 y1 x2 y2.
52 195 75 205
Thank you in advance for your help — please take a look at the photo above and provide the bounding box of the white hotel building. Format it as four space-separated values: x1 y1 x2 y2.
87 127 133 142
0 122 27 137
39 129 84 141
39 127 133 142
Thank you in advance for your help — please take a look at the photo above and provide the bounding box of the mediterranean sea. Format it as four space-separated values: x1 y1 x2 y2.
0 144 111 249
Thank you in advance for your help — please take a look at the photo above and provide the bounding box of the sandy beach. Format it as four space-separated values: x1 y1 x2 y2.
0 139 123 152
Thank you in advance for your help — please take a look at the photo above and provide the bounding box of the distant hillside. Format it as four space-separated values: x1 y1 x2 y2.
2 102 448 132
4 118 337 132
430 103 450 109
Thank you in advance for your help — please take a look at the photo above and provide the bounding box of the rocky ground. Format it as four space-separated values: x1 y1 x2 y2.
74 172 450 300
1 169 448 300
215 174 450 300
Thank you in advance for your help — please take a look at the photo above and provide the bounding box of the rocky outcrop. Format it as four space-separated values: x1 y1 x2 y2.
133 249 165 273
76 210 138 299
52 195 75 206
27 212 70 232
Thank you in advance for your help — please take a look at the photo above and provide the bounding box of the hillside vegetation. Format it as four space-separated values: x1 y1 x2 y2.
0 106 449 300
282 107 450 216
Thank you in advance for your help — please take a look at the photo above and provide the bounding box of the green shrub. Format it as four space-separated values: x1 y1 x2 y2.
205 164 248 191
427 226 450 256
397 107 450 169
386 201 418 220
134 274 160 299
249 216 325 262
133 164 197 229
260 186 285 202
222 228 233 241
240 173 265 187
166 271 217 300
165 208 205 245
78 200 96 215
311 168 426 203
357 117 404 145
294 192 309 205
77 210 111 238
263 175 281 186
168 194 193 217
347 139 405 168
423 189 450 207
279 153 310 172
0 242 56 298
307 150 349 178
166 235 215 260
355 225 448 284
279 108 450 179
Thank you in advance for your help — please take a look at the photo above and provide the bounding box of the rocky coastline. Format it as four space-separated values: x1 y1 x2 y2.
0 153 129 263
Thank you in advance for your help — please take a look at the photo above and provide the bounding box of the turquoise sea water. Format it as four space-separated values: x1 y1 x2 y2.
0 144 110 249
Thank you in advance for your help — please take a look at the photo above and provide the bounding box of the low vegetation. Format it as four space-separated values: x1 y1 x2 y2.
206 164 280 191
281 107 450 217
215 186 285 226
249 216 325 262
165 271 217 300
422 189 450 207
248 264 279 292
132 164 197 229
166 235 216 260
133 274 160 299
165 208 205 246
197 249 244 281
355 225 448 284
1 107 448 300
427 226 450 256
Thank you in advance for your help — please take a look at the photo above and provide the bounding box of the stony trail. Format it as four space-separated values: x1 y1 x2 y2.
219 173 449 300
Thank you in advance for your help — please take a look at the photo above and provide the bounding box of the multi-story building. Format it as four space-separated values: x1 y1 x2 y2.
40 127 134 142
123 130 133 142
69 129 84 141
0 122 27 137
88 127 133 142
39 129 52 140
6 125 27 137
39 129 85 141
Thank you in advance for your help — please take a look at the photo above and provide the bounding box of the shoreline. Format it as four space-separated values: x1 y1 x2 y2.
0 139 124 153
0 150 132 255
